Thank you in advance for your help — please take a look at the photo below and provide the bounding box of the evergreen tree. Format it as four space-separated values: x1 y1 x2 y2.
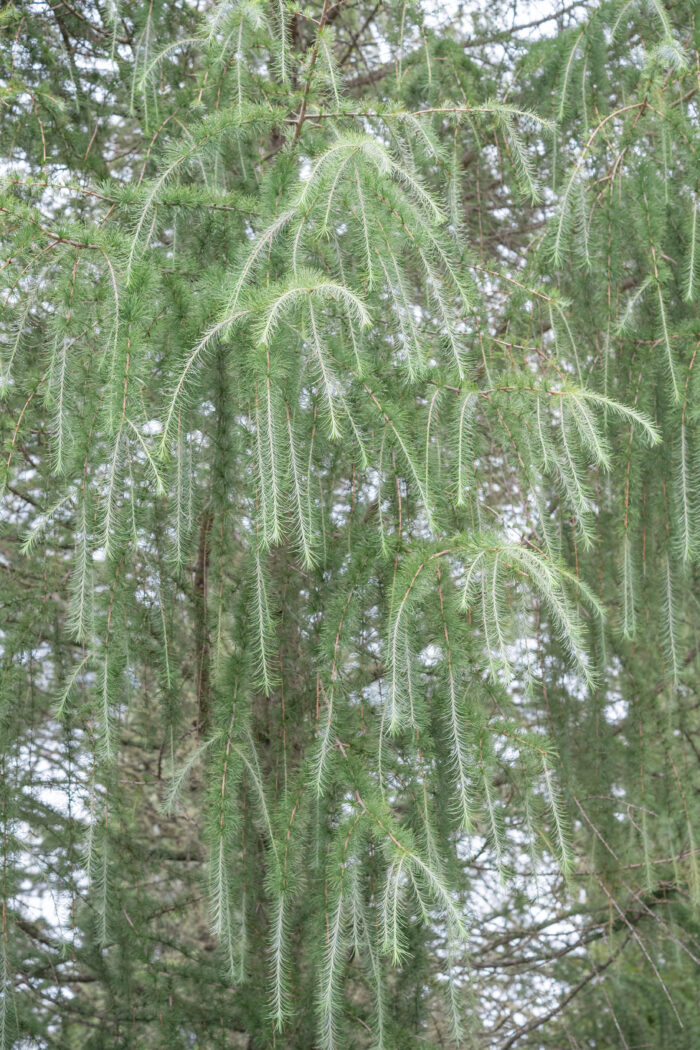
1 0 699 1046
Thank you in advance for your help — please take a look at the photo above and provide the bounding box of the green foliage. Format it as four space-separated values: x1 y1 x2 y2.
1 0 700 1048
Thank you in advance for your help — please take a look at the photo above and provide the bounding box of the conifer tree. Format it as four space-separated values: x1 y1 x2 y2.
1 0 699 1047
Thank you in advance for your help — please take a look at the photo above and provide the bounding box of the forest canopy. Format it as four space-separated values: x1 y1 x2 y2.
1 0 699 1047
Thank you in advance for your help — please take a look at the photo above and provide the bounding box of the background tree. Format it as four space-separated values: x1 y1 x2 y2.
1 0 699 1047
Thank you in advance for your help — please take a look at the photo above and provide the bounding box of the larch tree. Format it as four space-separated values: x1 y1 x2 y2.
1 0 699 1047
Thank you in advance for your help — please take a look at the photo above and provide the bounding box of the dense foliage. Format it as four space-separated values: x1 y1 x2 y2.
1 0 699 1046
